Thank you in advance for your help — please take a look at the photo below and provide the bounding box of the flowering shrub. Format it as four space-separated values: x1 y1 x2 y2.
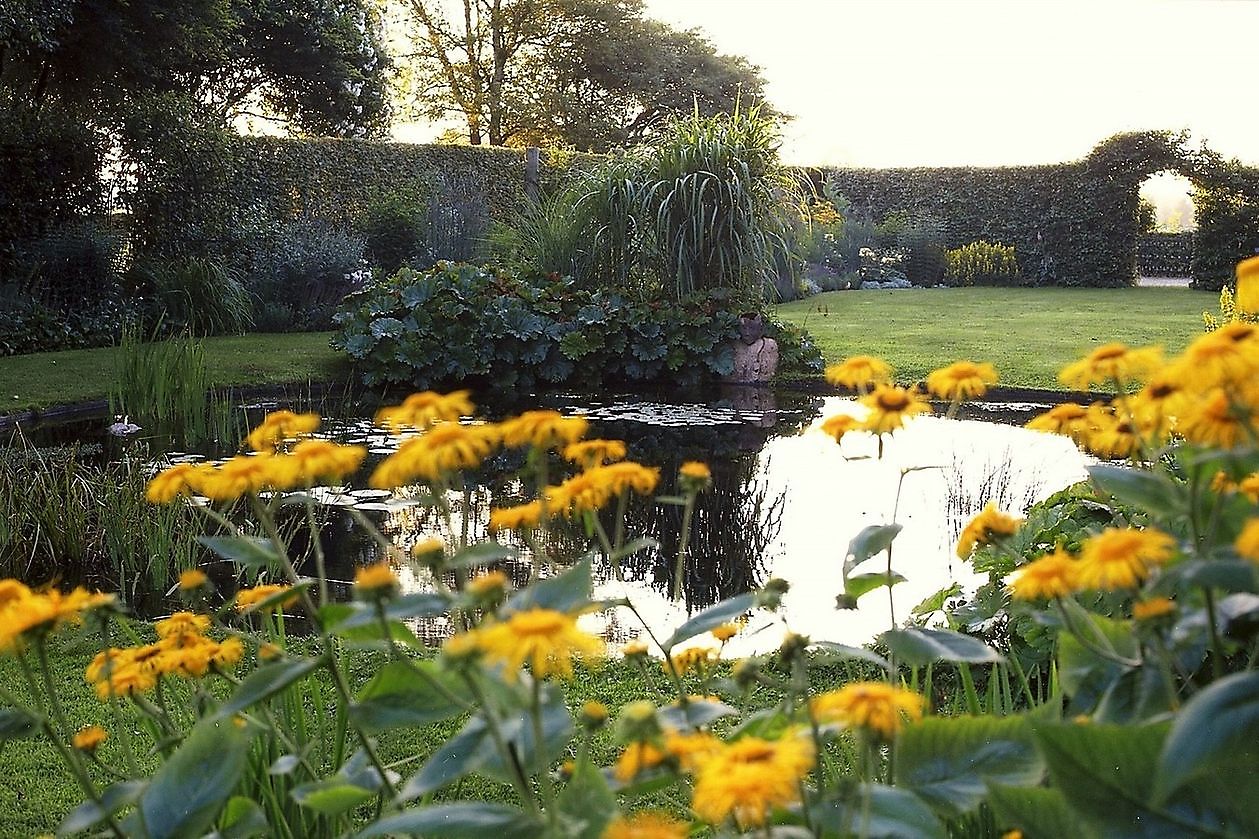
8 257 1259 837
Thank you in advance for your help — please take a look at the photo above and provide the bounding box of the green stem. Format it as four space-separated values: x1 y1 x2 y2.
672 492 697 601
531 678 560 834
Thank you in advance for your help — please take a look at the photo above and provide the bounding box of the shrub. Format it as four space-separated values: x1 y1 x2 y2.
900 215 948 286
332 262 821 390
361 193 431 275
136 257 254 337
943 240 1021 287
248 218 371 331
14 218 126 308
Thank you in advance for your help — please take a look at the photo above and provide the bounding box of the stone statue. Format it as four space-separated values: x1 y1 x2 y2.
724 313 779 384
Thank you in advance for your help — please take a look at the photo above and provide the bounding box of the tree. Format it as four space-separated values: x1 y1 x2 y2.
398 0 779 150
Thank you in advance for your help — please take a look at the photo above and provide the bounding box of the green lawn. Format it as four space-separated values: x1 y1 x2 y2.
776 286 1214 390
0 332 346 414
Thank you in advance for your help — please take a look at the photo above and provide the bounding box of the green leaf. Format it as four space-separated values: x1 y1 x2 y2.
355 803 541 839
446 542 519 569
0 707 39 740
59 780 145 836
608 537 658 562
350 660 472 731
556 756 616 839
810 784 946 839
1153 671 1259 802
214 656 323 720
912 583 964 619
401 716 493 800
196 536 280 570
217 796 268 839
129 716 254 839
986 784 1098 839
657 697 737 730
809 641 891 671
844 524 902 576
844 571 907 601
661 592 758 651
1168 560 1259 594
880 627 1004 665
1088 464 1185 517
1056 607 1137 717
504 557 592 614
291 780 375 817
895 716 1043 817
330 592 450 631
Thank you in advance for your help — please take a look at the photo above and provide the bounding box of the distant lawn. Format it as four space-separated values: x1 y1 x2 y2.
0 332 346 414
776 286 1214 391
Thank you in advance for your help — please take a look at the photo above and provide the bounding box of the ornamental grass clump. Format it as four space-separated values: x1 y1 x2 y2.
12 259 1259 839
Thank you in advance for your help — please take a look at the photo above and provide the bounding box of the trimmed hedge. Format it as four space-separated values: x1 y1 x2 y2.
1190 157 1259 291
331 262 822 391
815 132 1185 287
1136 232 1193 277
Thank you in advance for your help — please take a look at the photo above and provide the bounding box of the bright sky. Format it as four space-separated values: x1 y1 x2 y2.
641 0 1259 168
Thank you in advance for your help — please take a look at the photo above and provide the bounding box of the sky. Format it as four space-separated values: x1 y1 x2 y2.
638 0 1259 169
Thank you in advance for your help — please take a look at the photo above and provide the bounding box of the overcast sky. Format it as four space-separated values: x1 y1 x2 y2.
641 0 1259 168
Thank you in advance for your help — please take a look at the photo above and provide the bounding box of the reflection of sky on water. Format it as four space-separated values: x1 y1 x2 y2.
156 391 1090 654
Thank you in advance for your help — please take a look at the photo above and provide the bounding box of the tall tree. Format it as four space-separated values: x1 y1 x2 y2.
398 0 779 150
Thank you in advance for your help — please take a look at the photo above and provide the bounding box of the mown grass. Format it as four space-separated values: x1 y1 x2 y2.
776 286 1214 390
0 333 346 414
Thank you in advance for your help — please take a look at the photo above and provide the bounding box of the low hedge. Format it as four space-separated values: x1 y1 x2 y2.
1136 232 1193 277
332 262 821 390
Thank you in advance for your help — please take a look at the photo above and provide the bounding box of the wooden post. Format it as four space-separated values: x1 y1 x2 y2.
524 147 540 203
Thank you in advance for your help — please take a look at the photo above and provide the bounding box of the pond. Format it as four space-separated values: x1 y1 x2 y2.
6 384 1092 655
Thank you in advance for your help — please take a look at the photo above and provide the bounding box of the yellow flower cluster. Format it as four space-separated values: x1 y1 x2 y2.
825 355 892 391
146 441 366 504
1058 343 1163 390
603 811 688 839
809 681 926 738
499 410 589 450
1008 527 1178 599
370 423 499 488
563 439 627 468
72 725 108 753
375 390 475 431
235 584 298 613
0 581 114 652
462 607 603 679
690 735 814 828
245 410 320 452
488 461 659 530
926 360 999 401
354 562 399 595
85 613 243 699
956 503 1023 559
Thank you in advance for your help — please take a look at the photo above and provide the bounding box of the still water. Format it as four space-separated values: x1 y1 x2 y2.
153 387 1089 654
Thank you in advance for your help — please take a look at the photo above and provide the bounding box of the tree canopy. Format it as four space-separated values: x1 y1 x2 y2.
398 0 781 150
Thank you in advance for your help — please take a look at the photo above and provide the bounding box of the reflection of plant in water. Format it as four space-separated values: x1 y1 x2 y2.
944 447 1045 571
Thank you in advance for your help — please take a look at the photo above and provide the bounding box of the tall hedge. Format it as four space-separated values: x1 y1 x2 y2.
1189 156 1259 291
1136 232 1194 277
814 132 1185 287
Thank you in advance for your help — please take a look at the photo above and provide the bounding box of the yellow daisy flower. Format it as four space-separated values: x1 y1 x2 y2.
476 607 602 679
563 439 627 468
690 736 814 828
245 410 320 452
1237 255 1259 314
1026 402 1089 436
819 413 861 442
859 384 931 434
956 502 1023 558
1075 527 1176 590
499 410 588 450
809 682 925 738
1235 518 1259 563
926 360 999 401
1132 597 1176 621
1059 343 1162 390
72 725 108 752
602 811 688 839
375 390 475 431
1008 548 1078 600
825 355 892 391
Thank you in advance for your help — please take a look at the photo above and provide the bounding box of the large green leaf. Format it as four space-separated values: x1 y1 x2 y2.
350 659 472 731
197 536 280 570
810 784 946 839
1153 671 1259 802
556 755 615 839
880 627 1003 665
660 592 758 652
214 656 323 720
446 542 519 569
1056 608 1138 717
842 571 907 603
986 784 1097 839
1088 464 1185 517
809 641 891 671
355 803 541 839
844 524 902 576
129 717 254 839
0 707 39 740
401 716 493 801
657 697 737 731
895 716 1043 817
58 780 145 836
504 558 592 614
216 796 268 839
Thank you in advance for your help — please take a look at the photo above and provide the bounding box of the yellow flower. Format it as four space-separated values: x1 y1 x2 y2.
0 586 113 652
354 562 399 595
614 741 668 782
1132 597 1176 621
665 646 718 678
146 463 200 504
819 413 861 442
547 462 661 518
810 682 925 738
476 608 603 679
691 736 814 828
285 440 367 485
1008 548 1078 600
1178 387 1253 449
956 503 1023 558
72 725 108 752
1175 322 1259 388
926 360 999 401
499 410 588 450
1128 372 1188 442
679 461 711 481
1080 404 1139 460
1235 518 1259 563
1075 527 1176 590
370 423 500 488
488 500 543 532
467 570 510 597
245 411 320 452
598 462 661 495
235 584 297 612
194 455 289 501
602 811 688 839
825 355 892 390
1240 474 1259 503
563 439 628 468
154 612 209 639
178 569 208 591
1237 255 1259 314
581 701 609 726
1026 402 1088 436
259 642 284 660
375 390 475 431
711 622 739 642
1059 343 1162 390
859 384 931 434
622 639 649 658
442 630 482 662
411 538 445 563
664 729 723 772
